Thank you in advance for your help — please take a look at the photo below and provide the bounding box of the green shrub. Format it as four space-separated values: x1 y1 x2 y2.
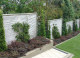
52 26 60 39
62 20 68 35
68 25 72 34
62 0 75 35
62 0 75 21
0 9 7 51
73 21 78 31
38 10 46 37
46 25 51 39
12 22 30 43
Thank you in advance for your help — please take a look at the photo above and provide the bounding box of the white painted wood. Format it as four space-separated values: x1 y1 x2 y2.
3 13 37 45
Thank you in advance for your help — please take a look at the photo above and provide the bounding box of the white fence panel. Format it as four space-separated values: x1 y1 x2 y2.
3 13 37 45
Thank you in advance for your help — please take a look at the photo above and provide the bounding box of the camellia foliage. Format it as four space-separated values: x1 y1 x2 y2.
0 9 7 51
12 22 30 43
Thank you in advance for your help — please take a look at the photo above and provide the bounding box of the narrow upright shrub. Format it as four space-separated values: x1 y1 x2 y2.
39 10 46 37
46 25 51 39
62 20 68 35
62 0 75 35
68 25 72 34
73 21 78 31
62 0 75 21
52 26 60 39
0 9 7 51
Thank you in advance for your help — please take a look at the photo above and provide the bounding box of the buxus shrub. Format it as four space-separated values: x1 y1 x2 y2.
73 21 78 31
52 26 60 39
68 25 72 34
0 9 7 51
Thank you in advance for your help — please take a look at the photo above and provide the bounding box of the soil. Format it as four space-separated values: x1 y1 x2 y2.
0 36 50 58
54 30 80 46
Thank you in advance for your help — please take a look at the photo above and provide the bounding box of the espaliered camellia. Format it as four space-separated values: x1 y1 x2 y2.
0 9 7 51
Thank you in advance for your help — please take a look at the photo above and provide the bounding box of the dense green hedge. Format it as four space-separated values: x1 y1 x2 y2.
0 9 7 51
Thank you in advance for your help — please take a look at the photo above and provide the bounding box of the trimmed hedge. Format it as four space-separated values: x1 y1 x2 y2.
0 9 7 51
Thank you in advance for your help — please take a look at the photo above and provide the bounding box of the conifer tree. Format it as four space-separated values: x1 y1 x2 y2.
39 9 46 37
0 9 7 51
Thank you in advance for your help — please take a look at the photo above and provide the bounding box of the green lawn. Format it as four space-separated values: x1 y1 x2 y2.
56 34 80 58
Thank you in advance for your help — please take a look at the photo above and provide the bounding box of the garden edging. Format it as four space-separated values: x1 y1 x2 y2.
19 40 53 58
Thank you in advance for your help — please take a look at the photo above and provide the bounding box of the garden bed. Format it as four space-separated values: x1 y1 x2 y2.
54 30 80 45
0 36 50 58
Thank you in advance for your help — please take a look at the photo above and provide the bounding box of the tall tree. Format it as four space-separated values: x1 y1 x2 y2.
62 0 75 35
62 0 75 21
38 9 46 37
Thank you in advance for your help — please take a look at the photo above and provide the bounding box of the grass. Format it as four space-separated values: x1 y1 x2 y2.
56 34 80 58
